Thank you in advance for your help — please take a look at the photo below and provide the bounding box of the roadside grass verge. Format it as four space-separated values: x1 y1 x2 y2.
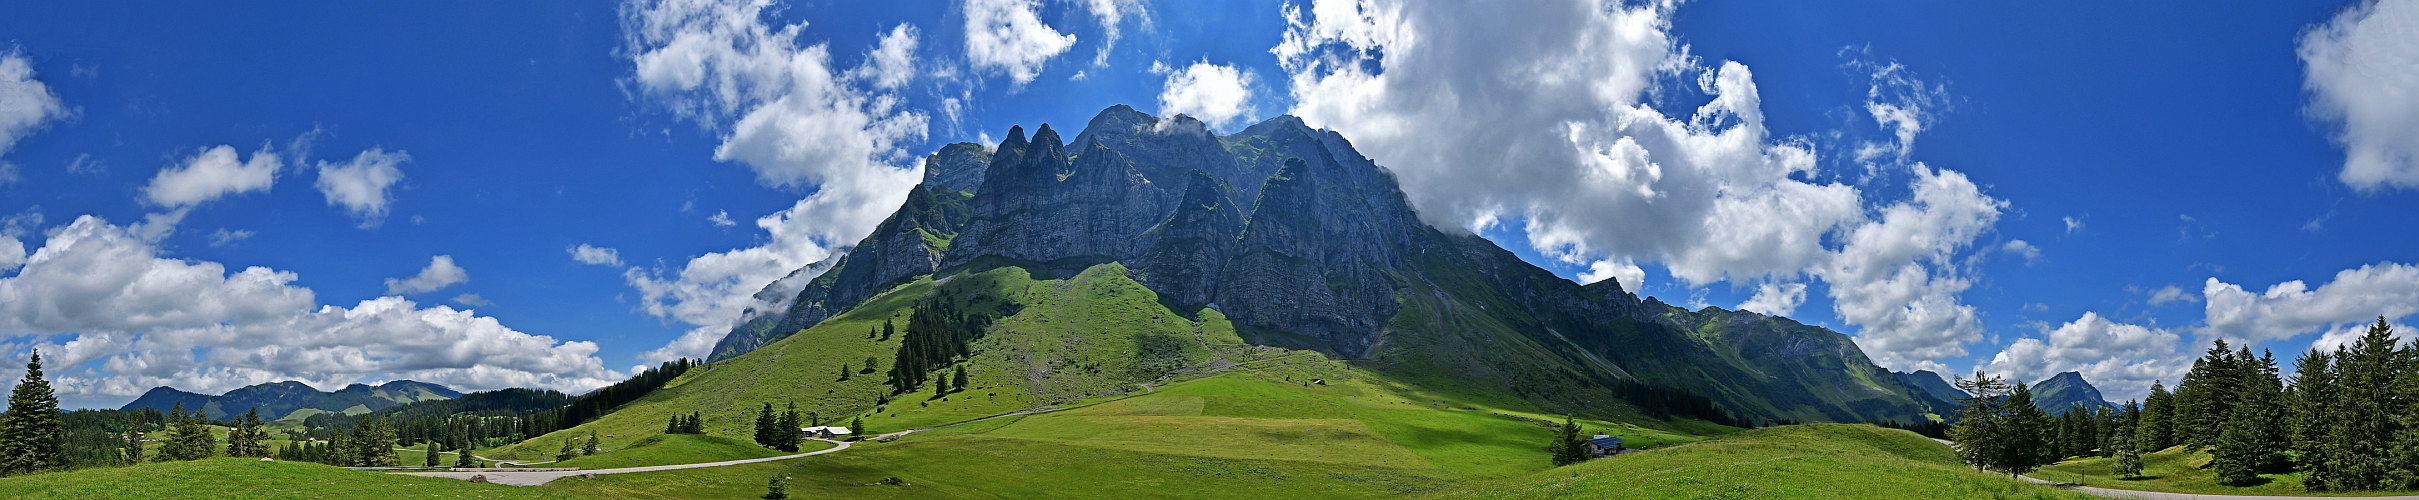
1424 424 2100 500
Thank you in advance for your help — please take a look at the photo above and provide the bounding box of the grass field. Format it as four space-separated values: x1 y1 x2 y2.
0 458 580 499
1424 424 2100 500
2038 445 2419 497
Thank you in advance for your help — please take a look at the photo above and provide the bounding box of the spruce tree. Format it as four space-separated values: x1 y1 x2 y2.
849 417 864 441
556 437 576 462
864 356 879 374
2323 318 2399 490
1949 370 2010 473
425 441 442 467
120 416 144 464
584 430 600 456
777 403 803 452
453 441 478 468
880 320 894 341
934 372 952 395
1546 415 1587 466
2289 349 2337 483
2113 400 2144 479
2213 397 2266 486
953 366 970 391
2176 340 2240 451
226 407 267 458
2139 381 2175 451
0 351 64 475
353 415 397 467
0 352 63 475
754 403 777 447
1998 383 2056 477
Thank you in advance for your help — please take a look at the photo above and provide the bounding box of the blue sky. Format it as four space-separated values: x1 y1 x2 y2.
2 0 2414 408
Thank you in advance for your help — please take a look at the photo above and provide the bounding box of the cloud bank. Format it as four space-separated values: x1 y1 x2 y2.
0 216 621 407
2301 0 2419 191
620 0 931 362
1271 0 2004 372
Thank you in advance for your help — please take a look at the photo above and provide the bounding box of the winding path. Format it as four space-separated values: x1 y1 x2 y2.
395 439 851 486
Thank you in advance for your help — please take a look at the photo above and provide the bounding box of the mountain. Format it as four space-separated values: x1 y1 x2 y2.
118 380 461 421
1896 370 1969 406
702 105 1948 424
2029 371 2116 415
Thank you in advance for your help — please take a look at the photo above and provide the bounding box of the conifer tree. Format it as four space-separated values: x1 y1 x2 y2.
880 320 894 341
838 363 850 381
934 372 952 395
2113 400 2144 479
2139 381 2175 451
120 416 144 464
352 415 397 467
2320 318 2401 490
1949 370 2010 473
1998 383 2055 477
425 441 442 467
2176 339 2241 451
2289 349 2337 480
0 351 64 475
556 437 576 462
849 417 864 441
1546 415 1587 466
864 356 879 374
2213 396 2267 486
754 403 777 447
226 407 267 458
454 440 478 468
777 403 802 452
584 430 600 456
952 366 969 391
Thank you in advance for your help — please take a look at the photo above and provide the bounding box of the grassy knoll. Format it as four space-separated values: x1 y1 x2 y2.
548 434 821 469
1426 424 2099 500
0 457 577 499
2039 445 2417 497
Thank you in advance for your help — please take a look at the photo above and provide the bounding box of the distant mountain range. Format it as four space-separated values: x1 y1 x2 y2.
1894 369 1969 410
119 380 460 421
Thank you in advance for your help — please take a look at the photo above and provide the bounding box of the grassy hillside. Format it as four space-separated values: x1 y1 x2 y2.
1425 424 2098 499
2039 445 2416 497
0 457 577 499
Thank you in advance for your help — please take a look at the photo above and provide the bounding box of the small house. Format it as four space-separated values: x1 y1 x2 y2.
801 426 853 439
1583 434 1626 456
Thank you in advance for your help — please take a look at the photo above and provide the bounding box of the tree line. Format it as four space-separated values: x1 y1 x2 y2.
1949 318 2419 491
889 296 999 395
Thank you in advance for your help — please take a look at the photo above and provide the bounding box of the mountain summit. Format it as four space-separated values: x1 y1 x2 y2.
2029 371 2116 415
707 105 1951 424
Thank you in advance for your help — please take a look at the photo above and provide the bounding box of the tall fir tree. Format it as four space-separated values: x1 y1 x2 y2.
2322 318 2401 490
225 407 267 458
776 402 803 452
2113 400 2144 479
584 430 600 456
0 350 65 475
754 403 777 447
2139 381 2175 452
1546 415 1586 466
1998 383 2056 477
952 366 969 391
2288 348 2337 482
453 437 478 468
1949 370 2010 473
2175 339 2241 451
425 441 443 467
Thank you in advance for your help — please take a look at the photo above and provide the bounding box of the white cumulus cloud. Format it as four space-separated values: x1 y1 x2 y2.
2202 261 2419 346
313 148 410 227
963 0 1077 85
141 145 281 208
1985 311 2191 402
1154 60 1257 131
2300 0 2419 191
570 244 624 267
386 255 469 295
1737 282 1807 317
1272 0 2006 372
0 216 619 407
1 50 74 177
621 0 927 362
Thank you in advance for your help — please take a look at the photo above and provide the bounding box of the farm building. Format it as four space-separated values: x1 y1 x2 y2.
1584 434 1626 457
801 426 854 439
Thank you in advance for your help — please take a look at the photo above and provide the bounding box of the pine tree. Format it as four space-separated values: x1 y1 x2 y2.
1949 370 2010 473
880 320 894 341
0 350 65 475
763 473 790 499
864 356 879 374
2213 395 2267 486
2176 340 2241 451
849 417 864 441
777 403 803 452
952 366 969 391
2113 400 2144 479
425 441 442 467
1998 383 2056 477
2289 348 2338 484
584 430 600 456
2319 318 2398 490
934 372 952 395
352 415 397 467
556 437 576 462
754 403 777 447
120 416 144 464
2139 381 2175 451
226 407 267 458
1546 415 1587 466
454 440 478 468
837 363 851 381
